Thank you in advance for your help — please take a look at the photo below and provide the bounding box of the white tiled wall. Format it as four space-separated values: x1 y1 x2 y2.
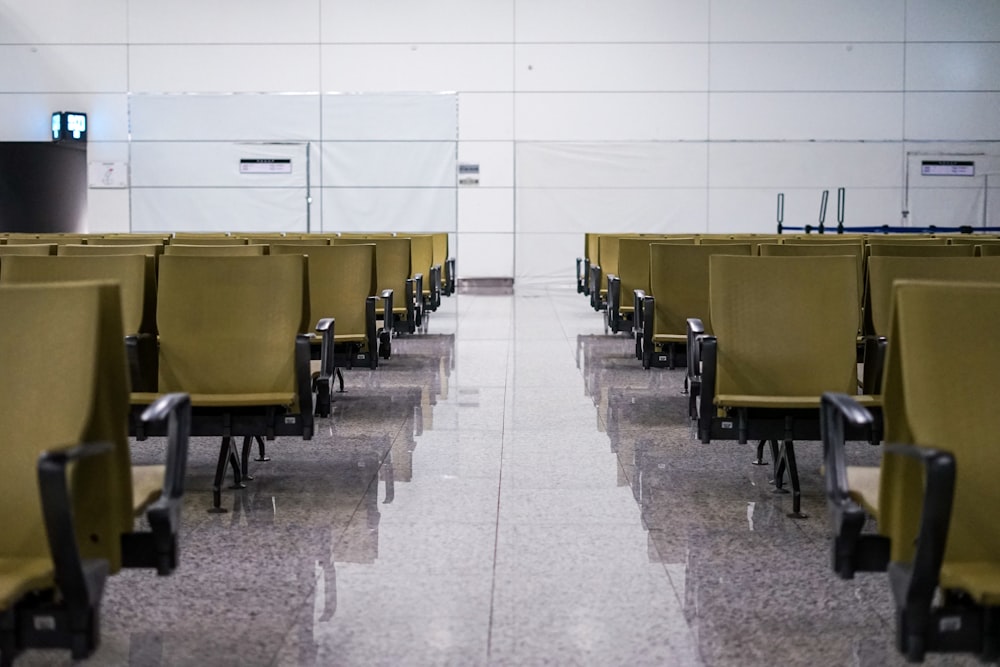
1 0 999 283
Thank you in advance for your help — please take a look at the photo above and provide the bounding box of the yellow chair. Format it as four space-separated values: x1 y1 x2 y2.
690 255 877 516
0 254 159 391
822 280 1000 662
640 242 750 370
337 237 417 336
270 244 387 408
0 281 189 664
130 255 325 511
164 244 265 256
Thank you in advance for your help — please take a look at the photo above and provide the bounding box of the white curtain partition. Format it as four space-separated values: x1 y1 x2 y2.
128 92 457 234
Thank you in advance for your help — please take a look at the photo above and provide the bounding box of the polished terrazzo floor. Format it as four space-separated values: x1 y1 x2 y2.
24 286 984 666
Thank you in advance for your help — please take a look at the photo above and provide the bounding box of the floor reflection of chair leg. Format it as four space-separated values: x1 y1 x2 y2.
241 436 254 481
771 440 788 493
752 439 769 465
255 436 270 462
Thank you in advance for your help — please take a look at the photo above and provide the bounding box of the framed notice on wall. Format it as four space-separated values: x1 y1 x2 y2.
921 160 975 176
239 158 292 174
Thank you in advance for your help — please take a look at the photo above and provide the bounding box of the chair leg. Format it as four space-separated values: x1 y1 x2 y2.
336 368 345 393
209 437 233 513
782 440 807 518
770 440 788 493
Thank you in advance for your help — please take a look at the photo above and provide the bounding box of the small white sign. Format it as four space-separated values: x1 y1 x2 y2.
88 161 128 189
921 160 975 177
240 158 292 174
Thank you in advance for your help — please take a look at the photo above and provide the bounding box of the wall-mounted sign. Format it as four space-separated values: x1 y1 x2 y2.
458 162 479 186
88 161 128 189
921 160 975 176
240 158 292 174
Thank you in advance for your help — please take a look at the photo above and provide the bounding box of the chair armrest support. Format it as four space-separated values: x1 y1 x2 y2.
884 444 956 619
315 317 335 380
295 334 315 437
820 392 888 579
697 334 718 443
633 289 646 360
136 393 191 575
38 442 113 606
641 294 655 368
607 275 620 332
686 318 705 377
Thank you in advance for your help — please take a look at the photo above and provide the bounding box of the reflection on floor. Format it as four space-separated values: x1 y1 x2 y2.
22 287 981 666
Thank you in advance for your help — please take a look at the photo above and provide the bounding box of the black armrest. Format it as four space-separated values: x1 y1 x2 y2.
607 275 620 332
633 289 646 360
137 393 191 575
862 336 888 394
697 335 718 443
589 264 602 310
365 296 378 368
429 264 442 310
295 334 315 438
380 288 394 326
641 294 655 369
820 392 888 579
884 443 956 641
413 273 425 325
404 278 418 332
576 257 585 293
124 333 158 393
686 318 705 378
445 257 456 296
38 441 113 608
315 317 335 381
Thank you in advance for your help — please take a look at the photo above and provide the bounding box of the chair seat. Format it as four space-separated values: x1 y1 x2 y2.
846 465 880 517
132 465 166 515
131 392 295 407
0 558 54 610
940 562 1000 605
308 334 367 344
717 394 881 409
651 334 686 344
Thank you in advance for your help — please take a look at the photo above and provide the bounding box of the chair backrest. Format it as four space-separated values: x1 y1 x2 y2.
86 236 168 246
867 243 975 258
169 235 247 245
60 243 163 258
760 243 865 328
781 236 864 245
405 235 435 282
866 256 1000 337
617 238 658 298
337 237 411 304
596 235 623 291
710 255 859 398
155 255 307 396
270 244 377 337
0 254 152 335
879 280 1000 566
164 244 265 256
0 281 132 572
0 243 56 256
649 243 752 337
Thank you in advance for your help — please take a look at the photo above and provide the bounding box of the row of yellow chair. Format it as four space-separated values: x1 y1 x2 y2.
0 281 190 665
0 231 456 303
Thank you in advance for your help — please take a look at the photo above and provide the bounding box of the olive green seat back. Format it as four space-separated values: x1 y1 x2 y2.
782 236 864 245
0 281 132 604
270 244 376 341
868 244 975 258
338 237 411 315
88 236 169 246
431 232 449 269
0 254 152 335
867 256 1000 337
649 243 751 342
977 244 1000 257
616 238 659 309
760 243 865 329
164 244 265 256
710 255 859 406
596 235 623 294
169 236 247 245
880 280 1000 604
256 238 330 247
406 235 435 287
152 255 306 402
0 244 55 256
